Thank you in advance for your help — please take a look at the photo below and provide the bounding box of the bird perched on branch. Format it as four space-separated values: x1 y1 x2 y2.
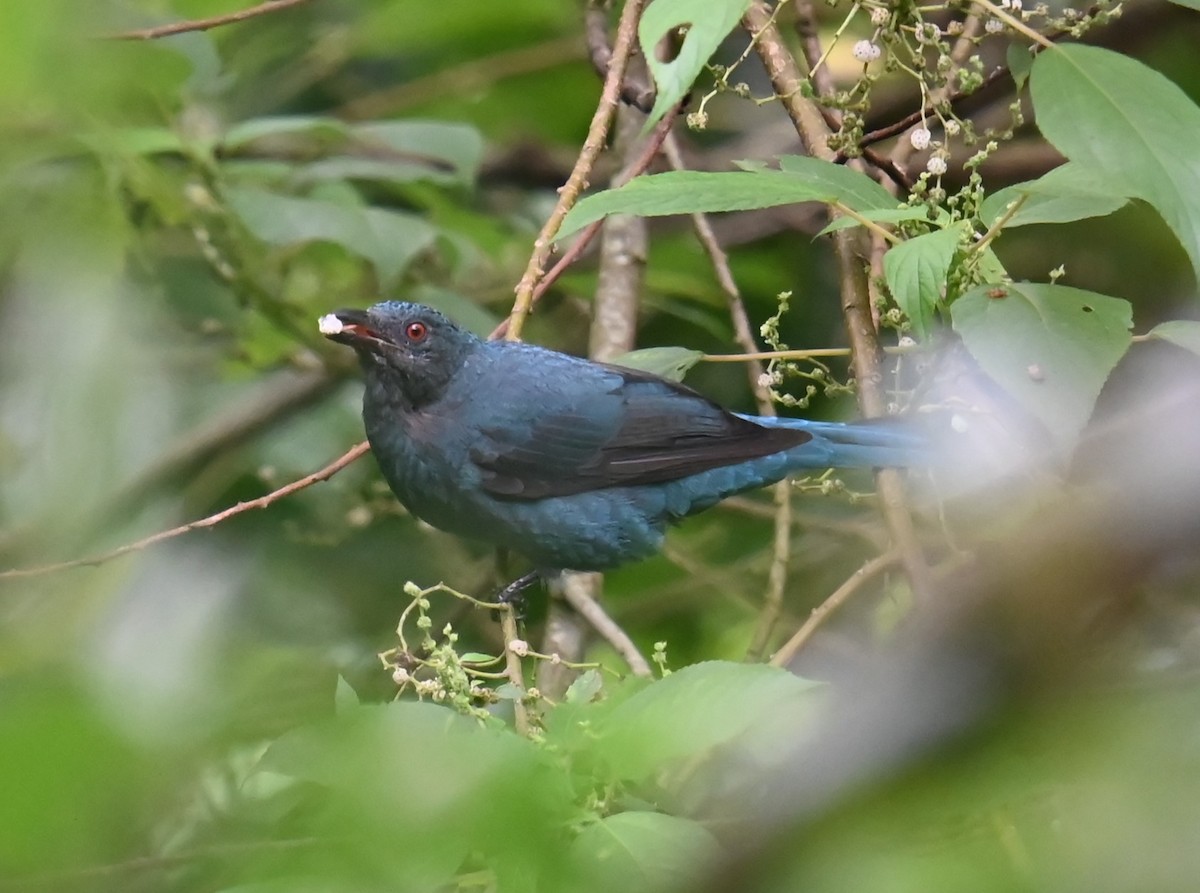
320 302 925 599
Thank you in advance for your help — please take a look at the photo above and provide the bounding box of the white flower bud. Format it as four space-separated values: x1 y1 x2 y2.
985 18 1005 33
852 39 881 62
869 6 889 25
508 638 530 657
909 127 932 150
926 156 948 176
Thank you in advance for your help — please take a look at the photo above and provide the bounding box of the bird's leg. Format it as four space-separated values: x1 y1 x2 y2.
495 570 541 618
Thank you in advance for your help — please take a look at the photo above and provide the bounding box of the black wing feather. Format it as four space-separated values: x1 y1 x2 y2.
471 365 810 500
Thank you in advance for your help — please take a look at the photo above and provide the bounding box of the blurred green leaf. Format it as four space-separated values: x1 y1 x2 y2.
223 116 349 150
354 120 485 185
883 224 964 339
593 661 823 782
639 0 752 127
565 668 604 704
1031 45 1200 282
951 283 1133 457
1146 320 1200 356
610 346 704 381
569 812 722 892
227 186 438 284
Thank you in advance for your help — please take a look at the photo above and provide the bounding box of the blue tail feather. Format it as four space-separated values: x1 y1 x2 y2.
735 413 928 469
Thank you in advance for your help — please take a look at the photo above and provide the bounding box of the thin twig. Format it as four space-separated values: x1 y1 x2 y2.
505 0 647 342
769 551 899 667
561 574 652 677
0 441 370 580
489 104 676 341
104 0 313 40
585 2 656 113
499 606 531 735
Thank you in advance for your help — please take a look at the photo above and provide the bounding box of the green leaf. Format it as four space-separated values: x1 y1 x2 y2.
334 676 359 714
951 283 1133 457
561 166 892 238
570 812 721 892
354 121 484 185
1167 0 1200 10
459 652 499 664
776 154 897 210
227 187 438 284
594 661 822 781
610 346 703 381
1031 45 1200 283
980 163 1128 228
639 0 752 127
1006 43 1034 92
565 668 604 704
883 225 963 340
1147 320 1200 357
223 115 349 151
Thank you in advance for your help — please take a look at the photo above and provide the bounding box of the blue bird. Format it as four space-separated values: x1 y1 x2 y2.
321 302 924 597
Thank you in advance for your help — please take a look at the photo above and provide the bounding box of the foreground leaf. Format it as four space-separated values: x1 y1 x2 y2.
594 660 823 781
570 812 721 892
951 283 1133 457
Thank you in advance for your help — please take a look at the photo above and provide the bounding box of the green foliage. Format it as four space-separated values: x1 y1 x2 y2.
639 0 753 127
1031 44 1200 282
951 283 1133 456
2 1 1200 892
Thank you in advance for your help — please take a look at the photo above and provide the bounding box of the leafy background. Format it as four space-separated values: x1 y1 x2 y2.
1 0 1200 891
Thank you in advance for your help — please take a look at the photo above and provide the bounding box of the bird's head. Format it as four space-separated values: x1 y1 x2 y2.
319 301 477 407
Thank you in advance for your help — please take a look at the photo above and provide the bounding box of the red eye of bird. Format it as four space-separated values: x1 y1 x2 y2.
405 321 428 342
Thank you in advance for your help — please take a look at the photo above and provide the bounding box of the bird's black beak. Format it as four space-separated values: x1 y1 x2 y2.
318 309 391 350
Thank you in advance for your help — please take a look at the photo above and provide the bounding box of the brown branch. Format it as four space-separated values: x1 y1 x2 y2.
104 0 313 40
504 0 647 342
500 606 532 735
561 574 652 677
745 2 932 602
488 103 676 341
769 551 899 667
0 441 370 581
585 2 657 113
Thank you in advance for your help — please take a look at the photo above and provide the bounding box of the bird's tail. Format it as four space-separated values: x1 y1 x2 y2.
737 413 929 469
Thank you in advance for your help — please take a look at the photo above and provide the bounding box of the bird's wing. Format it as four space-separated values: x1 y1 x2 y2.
470 362 811 500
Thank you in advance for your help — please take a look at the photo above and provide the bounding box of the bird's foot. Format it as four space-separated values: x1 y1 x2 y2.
495 570 541 619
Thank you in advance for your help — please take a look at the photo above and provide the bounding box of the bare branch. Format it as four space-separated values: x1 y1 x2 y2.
505 0 647 342
489 104 677 341
104 0 314 41
769 551 899 668
561 574 652 677
1 441 369 581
